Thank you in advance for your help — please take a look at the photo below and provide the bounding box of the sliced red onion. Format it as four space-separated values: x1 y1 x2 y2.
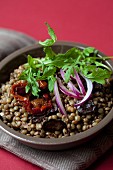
60 69 82 97
57 77 82 99
60 69 66 80
74 76 93 106
74 70 86 95
59 69 92 107
67 81 81 96
70 75 76 81
54 81 67 115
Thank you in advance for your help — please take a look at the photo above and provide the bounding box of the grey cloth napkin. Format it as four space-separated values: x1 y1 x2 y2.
0 28 36 61
0 29 113 170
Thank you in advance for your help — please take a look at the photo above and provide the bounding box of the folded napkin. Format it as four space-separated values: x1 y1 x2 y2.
0 29 113 170
0 29 36 61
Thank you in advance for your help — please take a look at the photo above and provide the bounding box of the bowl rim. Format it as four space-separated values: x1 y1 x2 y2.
0 41 113 147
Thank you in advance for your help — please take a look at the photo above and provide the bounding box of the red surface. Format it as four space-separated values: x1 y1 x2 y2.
0 0 113 169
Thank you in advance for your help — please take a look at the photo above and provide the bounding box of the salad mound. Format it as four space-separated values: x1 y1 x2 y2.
19 23 112 115
0 23 113 138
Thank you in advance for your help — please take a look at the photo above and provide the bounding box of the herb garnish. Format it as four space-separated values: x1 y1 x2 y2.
20 23 112 97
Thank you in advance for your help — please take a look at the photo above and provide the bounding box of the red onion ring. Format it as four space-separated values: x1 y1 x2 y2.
74 70 86 95
54 80 67 115
60 69 82 97
57 77 82 99
74 75 93 106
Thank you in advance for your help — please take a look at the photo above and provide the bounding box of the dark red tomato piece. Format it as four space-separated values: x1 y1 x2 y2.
38 80 47 90
11 81 53 115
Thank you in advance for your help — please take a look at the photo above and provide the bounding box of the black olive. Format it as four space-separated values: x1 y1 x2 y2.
92 82 104 93
47 104 58 116
77 100 97 115
42 119 67 132
27 104 58 124
28 114 46 123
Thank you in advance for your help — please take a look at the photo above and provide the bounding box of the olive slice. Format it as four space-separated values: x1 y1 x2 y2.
42 119 66 132
77 100 97 115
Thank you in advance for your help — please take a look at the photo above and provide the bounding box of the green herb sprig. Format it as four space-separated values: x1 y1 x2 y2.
20 23 112 97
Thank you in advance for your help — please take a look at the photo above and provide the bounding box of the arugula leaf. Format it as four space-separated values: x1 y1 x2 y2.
39 39 54 47
39 22 57 47
25 83 31 93
80 65 96 76
48 75 56 92
41 66 56 79
45 22 57 42
95 61 111 71
64 66 74 83
28 55 37 69
44 47 56 60
47 47 81 68
26 68 41 96
84 68 111 84
83 47 95 56
31 82 40 97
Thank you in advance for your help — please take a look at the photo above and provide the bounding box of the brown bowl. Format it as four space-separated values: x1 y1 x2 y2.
0 41 113 150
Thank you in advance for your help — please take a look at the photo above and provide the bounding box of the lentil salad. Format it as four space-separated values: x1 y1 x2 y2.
0 23 113 138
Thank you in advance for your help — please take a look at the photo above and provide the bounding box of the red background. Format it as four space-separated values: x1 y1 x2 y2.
0 0 113 169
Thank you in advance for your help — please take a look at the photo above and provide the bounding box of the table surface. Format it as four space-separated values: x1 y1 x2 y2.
0 0 113 169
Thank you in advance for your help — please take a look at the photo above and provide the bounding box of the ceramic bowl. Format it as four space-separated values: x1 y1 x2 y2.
0 41 113 150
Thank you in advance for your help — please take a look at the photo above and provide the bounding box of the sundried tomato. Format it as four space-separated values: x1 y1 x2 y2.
11 81 52 115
